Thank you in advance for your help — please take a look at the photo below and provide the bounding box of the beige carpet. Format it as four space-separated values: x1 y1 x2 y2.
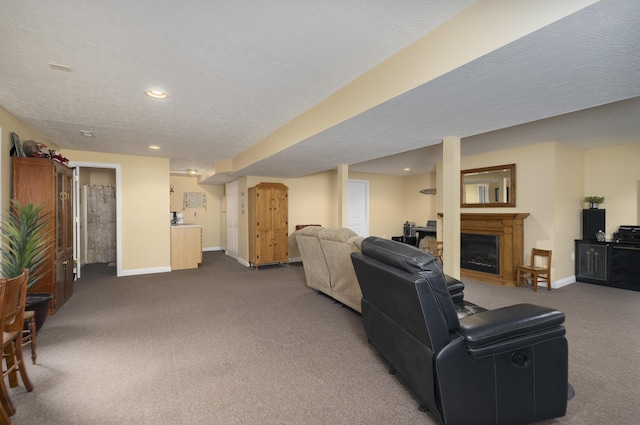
8 251 640 424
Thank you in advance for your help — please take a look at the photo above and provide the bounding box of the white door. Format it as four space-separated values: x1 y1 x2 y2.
225 180 239 259
348 179 369 236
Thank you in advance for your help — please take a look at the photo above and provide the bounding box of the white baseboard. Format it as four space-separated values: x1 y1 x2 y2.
203 246 223 252
237 257 251 267
553 275 576 289
119 266 172 277
289 256 302 263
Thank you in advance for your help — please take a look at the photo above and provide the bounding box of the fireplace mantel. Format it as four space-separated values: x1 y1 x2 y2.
458 213 529 286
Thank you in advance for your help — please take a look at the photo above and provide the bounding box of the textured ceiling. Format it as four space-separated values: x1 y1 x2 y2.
0 0 474 177
1 0 639 184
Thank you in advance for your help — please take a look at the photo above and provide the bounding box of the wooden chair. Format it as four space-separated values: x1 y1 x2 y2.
517 249 552 292
427 240 443 265
22 310 37 365
0 270 33 418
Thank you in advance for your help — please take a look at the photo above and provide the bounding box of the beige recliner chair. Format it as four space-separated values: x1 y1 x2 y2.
293 226 332 297
318 228 364 312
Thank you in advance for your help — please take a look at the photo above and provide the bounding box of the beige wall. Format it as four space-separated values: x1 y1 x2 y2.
403 172 438 227
5 106 639 285
456 141 640 285
459 142 570 283
63 149 171 274
82 167 116 186
169 175 224 250
348 172 405 239
1 106 56 211
553 143 585 280
585 143 640 235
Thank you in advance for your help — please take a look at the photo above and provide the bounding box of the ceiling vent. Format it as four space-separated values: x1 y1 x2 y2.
419 188 436 195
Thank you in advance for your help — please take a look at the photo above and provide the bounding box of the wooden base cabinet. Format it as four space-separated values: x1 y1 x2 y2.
248 183 289 269
170 225 203 270
13 157 74 314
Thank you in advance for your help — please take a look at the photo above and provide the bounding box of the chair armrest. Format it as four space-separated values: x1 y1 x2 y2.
457 303 565 358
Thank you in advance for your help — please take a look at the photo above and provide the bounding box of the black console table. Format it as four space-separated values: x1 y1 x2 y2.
575 240 640 291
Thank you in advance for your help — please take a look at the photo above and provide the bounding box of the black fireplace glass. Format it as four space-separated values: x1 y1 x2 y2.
461 233 499 275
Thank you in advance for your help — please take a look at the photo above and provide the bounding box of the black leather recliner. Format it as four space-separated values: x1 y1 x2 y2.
351 237 569 425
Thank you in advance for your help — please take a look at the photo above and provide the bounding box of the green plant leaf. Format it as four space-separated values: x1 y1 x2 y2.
1 200 53 289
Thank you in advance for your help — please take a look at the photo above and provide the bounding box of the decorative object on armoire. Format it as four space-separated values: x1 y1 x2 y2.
10 131 24 156
584 196 605 209
596 230 606 242
13 157 75 314
48 149 69 164
248 182 289 269
22 140 49 158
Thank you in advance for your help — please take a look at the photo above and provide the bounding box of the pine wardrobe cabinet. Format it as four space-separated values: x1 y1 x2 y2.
248 183 289 269
12 157 75 313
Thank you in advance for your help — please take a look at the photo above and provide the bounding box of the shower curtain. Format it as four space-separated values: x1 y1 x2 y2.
85 184 116 264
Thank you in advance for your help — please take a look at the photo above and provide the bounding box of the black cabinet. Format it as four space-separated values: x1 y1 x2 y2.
582 209 605 241
575 240 640 291
610 245 640 290
576 241 608 282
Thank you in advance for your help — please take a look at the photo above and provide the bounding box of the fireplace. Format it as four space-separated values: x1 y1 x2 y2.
461 234 499 275
455 213 529 286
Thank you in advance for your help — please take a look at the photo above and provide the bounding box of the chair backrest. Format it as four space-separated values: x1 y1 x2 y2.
352 237 459 352
530 248 552 271
0 269 29 333
427 240 443 262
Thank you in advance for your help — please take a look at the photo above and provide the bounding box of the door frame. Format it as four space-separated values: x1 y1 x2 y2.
69 161 122 277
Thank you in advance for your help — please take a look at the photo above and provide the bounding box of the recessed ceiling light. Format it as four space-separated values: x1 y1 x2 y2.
186 169 198 176
145 89 168 99
148 145 161 150
79 130 94 137
404 168 411 172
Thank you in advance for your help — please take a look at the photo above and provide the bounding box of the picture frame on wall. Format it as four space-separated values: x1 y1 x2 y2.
183 192 207 209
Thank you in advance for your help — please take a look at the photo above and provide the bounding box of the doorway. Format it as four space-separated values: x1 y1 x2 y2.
225 180 239 259
348 179 369 237
70 161 122 278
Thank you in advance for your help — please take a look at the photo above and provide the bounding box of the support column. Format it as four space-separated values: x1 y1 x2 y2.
442 137 461 278
337 164 349 228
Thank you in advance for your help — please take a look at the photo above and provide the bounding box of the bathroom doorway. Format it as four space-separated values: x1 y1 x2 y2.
71 161 122 278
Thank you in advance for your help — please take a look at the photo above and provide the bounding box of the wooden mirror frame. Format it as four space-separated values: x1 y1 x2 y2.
461 163 516 208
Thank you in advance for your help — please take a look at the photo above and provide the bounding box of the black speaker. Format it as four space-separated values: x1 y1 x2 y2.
582 209 605 241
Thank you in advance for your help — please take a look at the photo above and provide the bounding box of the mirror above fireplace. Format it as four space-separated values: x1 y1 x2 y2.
461 163 516 208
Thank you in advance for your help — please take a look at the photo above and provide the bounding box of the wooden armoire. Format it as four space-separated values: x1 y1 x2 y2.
12 157 75 313
248 182 289 269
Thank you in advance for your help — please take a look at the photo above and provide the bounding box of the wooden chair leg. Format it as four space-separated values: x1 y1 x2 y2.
15 341 33 392
0 401 10 425
23 313 37 365
532 271 538 292
4 345 18 389
0 362 15 417
29 318 37 365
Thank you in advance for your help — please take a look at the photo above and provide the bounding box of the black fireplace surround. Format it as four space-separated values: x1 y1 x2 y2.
461 233 499 275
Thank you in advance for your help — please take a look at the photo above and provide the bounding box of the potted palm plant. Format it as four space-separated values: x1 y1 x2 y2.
1 200 53 332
